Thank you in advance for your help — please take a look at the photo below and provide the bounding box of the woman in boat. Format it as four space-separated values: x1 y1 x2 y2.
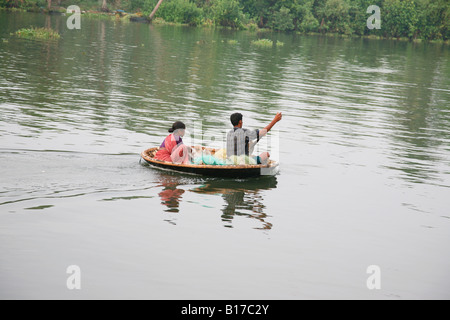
155 121 191 164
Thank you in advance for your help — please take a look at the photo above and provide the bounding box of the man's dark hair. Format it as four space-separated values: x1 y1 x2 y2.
230 113 243 126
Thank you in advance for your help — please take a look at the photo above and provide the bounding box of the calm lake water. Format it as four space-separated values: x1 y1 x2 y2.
0 11 449 299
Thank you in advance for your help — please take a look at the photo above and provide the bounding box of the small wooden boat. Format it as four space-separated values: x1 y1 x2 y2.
141 147 279 178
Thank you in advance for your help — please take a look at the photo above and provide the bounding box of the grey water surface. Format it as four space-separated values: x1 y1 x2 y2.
0 12 449 299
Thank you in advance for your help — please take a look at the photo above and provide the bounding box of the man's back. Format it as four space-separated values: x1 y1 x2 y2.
226 127 260 158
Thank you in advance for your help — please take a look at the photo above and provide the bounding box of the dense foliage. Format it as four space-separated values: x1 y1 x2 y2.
1 0 449 40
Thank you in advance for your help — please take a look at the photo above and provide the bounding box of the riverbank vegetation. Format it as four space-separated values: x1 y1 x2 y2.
251 38 284 47
1 0 449 41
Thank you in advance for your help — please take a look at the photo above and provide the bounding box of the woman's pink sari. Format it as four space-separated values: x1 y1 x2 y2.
155 134 190 164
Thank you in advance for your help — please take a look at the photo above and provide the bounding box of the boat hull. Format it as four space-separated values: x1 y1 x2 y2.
141 147 279 178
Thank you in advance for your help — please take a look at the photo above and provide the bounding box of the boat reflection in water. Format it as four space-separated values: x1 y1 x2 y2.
191 177 278 230
155 174 187 215
154 172 278 230
159 182 185 213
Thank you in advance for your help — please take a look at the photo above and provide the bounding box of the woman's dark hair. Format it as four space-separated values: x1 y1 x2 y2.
168 121 186 133
230 113 243 126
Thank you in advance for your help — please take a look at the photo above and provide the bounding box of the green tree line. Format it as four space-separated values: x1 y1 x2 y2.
1 0 449 40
